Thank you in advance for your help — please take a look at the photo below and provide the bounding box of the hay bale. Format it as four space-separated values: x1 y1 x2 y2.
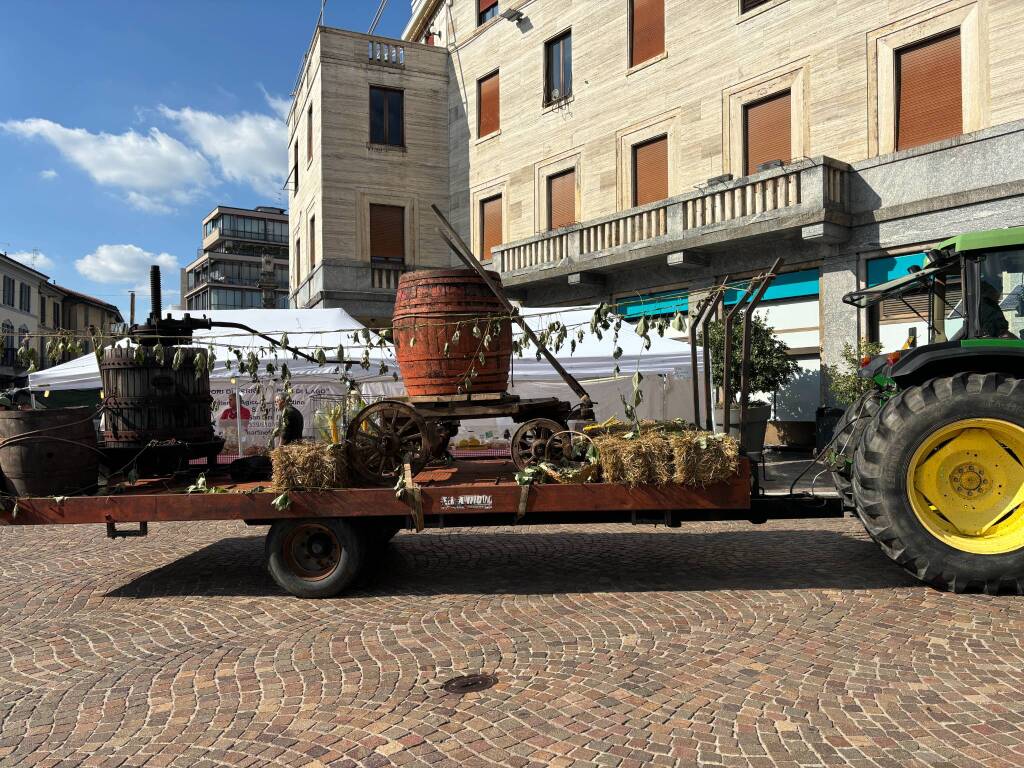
271 442 349 491
669 431 739 487
593 432 673 486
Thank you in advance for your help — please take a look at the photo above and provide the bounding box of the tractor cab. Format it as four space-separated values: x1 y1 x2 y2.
843 226 1024 385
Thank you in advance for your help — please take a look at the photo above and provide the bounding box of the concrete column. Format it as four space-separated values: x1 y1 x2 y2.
666 201 686 237
819 250 860 406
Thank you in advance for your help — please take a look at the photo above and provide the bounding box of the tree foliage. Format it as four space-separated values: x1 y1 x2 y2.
829 340 883 406
700 316 798 400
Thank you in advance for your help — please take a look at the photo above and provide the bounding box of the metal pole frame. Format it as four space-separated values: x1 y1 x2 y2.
698 282 729 432
722 281 758 435
688 278 729 431
738 258 784 433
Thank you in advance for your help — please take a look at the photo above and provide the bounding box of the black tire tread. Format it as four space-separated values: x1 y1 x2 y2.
829 390 883 510
852 373 1024 595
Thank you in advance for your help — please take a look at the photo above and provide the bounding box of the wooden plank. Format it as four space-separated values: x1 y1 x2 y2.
2 459 750 526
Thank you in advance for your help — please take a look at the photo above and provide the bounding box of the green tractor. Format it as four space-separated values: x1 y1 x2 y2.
833 226 1024 593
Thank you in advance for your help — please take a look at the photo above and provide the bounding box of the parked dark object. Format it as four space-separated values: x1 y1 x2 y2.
0 406 99 496
815 406 845 454
228 455 272 483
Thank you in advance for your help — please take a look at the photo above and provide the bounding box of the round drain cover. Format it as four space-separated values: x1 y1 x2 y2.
442 673 497 694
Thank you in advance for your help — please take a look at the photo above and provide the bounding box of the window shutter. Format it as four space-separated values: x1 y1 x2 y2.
743 90 791 177
478 72 500 137
740 0 771 12
479 0 498 13
480 196 502 261
548 169 576 230
633 135 668 206
370 204 406 263
630 0 664 67
897 31 962 151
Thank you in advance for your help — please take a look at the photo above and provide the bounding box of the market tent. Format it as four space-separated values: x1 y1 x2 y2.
29 308 393 393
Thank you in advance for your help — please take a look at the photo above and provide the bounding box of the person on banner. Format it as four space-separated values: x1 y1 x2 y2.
218 392 253 455
219 392 252 421
275 392 304 445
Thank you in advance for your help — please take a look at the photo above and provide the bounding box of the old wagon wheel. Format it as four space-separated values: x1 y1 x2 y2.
346 400 429 486
511 418 566 471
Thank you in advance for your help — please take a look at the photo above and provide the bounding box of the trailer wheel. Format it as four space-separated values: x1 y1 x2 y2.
265 518 365 598
852 373 1024 594
829 390 883 511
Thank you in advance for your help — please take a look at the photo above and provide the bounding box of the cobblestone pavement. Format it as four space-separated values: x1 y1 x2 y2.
2 518 1024 768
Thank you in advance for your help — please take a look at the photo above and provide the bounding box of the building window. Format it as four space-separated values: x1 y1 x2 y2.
547 169 576 230
479 195 502 261
293 141 299 192
294 238 301 283
18 284 30 314
52 303 60 329
630 0 664 68
2 277 13 307
308 215 316 272
306 103 313 162
1 321 13 366
369 204 405 266
896 30 962 151
479 0 499 25
544 31 572 104
369 86 404 147
740 0 772 12
40 297 46 325
632 135 668 206
743 90 791 176
477 71 500 137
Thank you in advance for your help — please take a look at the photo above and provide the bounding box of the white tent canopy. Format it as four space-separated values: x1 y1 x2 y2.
29 308 394 393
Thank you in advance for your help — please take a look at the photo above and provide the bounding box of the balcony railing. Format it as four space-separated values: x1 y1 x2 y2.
368 39 405 67
209 228 288 245
494 158 849 276
370 263 405 290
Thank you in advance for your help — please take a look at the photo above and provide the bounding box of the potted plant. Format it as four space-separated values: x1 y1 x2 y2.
701 316 799 452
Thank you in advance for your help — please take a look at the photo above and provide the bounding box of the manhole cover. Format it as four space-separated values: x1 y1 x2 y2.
442 673 498 694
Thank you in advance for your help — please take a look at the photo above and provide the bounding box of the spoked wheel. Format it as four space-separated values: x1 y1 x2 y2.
511 418 567 471
347 400 429 486
853 373 1024 593
265 518 366 598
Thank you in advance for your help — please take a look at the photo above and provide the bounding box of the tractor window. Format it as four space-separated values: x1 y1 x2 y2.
978 248 1024 339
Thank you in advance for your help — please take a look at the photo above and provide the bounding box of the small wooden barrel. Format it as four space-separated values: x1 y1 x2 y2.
393 269 513 397
0 407 99 497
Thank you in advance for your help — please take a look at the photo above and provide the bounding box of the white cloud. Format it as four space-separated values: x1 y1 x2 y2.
8 250 56 272
159 104 286 198
260 85 291 121
1 118 211 212
76 244 179 285
39 168 58 180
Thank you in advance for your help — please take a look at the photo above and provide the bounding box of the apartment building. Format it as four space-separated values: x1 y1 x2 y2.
0 252 47 382
183 205 290 312
286 27 452 327
57 287 123 355
399 0 1024 441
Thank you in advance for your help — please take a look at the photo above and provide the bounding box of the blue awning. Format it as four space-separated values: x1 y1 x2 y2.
618 291 688 319
866 253 927 287
724 268 820 305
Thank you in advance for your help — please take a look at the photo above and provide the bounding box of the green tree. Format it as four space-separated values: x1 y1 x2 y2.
828 340 883 405
700 316 799 402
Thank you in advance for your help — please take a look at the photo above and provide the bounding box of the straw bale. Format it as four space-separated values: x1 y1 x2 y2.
271 442 349 491
669 431 739 487
594 427 739 487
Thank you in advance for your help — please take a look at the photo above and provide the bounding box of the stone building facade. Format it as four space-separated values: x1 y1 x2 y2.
286 26 452 327
405 0 1024 440
294 0 1024 439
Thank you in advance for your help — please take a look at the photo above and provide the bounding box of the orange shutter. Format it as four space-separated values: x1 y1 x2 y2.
897 31 962 151
369 204 405 263
478 72 500 137
480 196 502 261
633 135 668 206
548 169 576 230
744 91 791 176
479 0 497 12
630 0 664 67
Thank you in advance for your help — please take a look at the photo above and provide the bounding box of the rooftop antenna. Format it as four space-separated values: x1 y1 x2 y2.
318 0 326 27
368 0 389 34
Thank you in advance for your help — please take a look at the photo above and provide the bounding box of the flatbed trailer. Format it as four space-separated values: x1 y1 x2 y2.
0 458 837 598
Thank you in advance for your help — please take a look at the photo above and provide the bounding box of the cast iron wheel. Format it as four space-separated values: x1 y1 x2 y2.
829 389 883 511
511 418 567 471
346 400 429 486
265 518 366 598
852 373 1024 594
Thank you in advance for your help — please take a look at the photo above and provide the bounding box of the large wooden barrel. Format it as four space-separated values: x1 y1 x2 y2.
0 407 99 496
393 269 513 397
99 346 216 448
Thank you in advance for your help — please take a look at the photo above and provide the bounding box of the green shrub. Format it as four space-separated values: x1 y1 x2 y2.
829 340 883 406
700 316 799 402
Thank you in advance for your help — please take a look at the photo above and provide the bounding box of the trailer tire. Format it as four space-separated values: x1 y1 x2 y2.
829 390 883 511
265 518 366 598
852 373 1024 594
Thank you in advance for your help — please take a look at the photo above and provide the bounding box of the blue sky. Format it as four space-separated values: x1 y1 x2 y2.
0 0 408 319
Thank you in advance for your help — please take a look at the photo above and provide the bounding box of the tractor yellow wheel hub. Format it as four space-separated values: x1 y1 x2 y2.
908 418 1024 554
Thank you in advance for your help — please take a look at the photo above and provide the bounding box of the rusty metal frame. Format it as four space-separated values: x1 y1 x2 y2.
688 277 729 431
738 257 784 432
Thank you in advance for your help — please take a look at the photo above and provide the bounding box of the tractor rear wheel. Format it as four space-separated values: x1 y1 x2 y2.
852 373 1024 594
829 389 883 511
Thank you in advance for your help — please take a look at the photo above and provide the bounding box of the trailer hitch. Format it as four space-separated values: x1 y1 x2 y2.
106 521 148 539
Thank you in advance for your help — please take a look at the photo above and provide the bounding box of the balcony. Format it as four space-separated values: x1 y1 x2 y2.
493 157 851 292
292 259 406 321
